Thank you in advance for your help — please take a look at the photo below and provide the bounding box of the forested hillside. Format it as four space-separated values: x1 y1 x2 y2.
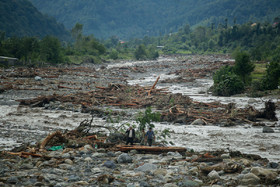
30 0 280 39
0 0 70 40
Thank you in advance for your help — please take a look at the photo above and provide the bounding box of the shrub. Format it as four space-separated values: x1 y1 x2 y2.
261 61 280 90
212 65 244 96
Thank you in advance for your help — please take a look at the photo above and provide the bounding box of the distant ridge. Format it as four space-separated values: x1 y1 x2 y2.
30 0 280 40
0 0 70 40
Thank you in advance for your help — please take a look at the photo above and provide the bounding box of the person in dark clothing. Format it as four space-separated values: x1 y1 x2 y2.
145 127 155 146
125 126 135 145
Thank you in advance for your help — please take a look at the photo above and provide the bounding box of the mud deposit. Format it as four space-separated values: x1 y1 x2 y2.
1 55 280 162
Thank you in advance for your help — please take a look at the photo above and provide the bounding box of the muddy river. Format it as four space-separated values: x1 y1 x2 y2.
1 55 280 162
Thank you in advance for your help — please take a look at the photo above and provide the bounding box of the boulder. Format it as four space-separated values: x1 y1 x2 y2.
135 163 157 172
180 179 200 187
83 144 93 152
107 151 116 157
208 170 220 180
221 153 231 159
153 168 167 176
117 153 133 163
262 126 274 133
103 160 116 169
64 159 73 165
269 162 279 169
140 181 150 187
167 151 182 157
240 173 260 185
251 167 278 180
84 157 93 162
35 76 42 81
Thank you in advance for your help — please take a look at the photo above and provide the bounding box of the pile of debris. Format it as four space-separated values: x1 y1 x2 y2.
16 79 278 126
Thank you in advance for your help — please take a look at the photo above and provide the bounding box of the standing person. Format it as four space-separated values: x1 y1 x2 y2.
140 128 146 145
146 127 155 146
125 126 135 145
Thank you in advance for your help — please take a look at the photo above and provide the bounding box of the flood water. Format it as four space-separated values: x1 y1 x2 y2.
1 56 280 162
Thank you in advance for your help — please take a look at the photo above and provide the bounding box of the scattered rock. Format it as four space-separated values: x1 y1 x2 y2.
167 151 182 158
221 153 230 159
269 162 279 169
208 170 220 180
262 126 274 133
130 149 138 155
83 144 93 152
75 181 89 186
180 179 200 187
107 151 116 157
103 160 116 169
64 159 73 165
7 176 19 184
251 167 278 180
58 163 73 170
35 76 42 81
117 153 133 163
239 173 260 185
190 119 206 126
68 175 80 182
140 181 150 187
153 168 167 176
135 163 157 172
20 163 33 169
84 157 93 162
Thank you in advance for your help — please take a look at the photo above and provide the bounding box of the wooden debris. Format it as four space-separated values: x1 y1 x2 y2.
3 65 276 126
7 151 43 158
40 131 64 151
148 76 160 96
116 145 187 155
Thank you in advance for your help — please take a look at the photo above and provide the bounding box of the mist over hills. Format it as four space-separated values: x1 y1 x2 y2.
0 0 70 39
30 0 280 40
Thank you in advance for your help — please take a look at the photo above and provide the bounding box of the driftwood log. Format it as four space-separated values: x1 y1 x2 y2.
39 131 64 151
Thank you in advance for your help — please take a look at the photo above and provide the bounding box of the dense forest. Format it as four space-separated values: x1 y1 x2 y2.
30 0 280 39
0 0 70 40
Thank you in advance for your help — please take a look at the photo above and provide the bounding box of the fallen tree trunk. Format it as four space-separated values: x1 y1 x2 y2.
148 76 160 96
7 152 43 158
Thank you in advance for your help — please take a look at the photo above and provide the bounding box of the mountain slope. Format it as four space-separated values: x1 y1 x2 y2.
0 0 70 40
30 0 280 39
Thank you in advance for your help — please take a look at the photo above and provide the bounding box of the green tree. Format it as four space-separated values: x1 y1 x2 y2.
208 39 216 50
134 44 147 60
22 37 40 62
261 61 280 90
109 49 119 60
147 46 159 60
233 51 255 84
40 36 64 63
71 23 83 41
